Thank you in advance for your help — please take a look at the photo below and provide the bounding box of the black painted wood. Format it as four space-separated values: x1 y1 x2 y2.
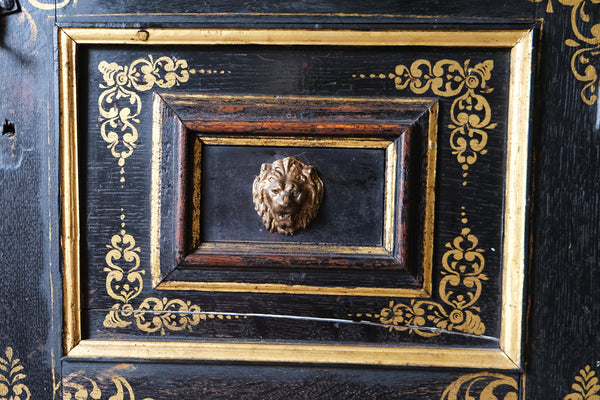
61 361 521 400
55 0 537 27
201 145 387 245
0 0 596 398
525 2 600 398
0 4 61 400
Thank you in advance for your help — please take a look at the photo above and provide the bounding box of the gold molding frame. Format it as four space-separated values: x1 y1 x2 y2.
180 134 397 259
60 27 533 369
149 94 437 297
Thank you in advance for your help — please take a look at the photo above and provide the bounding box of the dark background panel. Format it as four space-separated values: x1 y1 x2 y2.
84 288 502 349
81 47 510 341
80 46 509 350
201 145 386 246
163 264 421 285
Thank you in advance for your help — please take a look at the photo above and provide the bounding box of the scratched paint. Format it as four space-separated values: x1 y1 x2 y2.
0 131 25 170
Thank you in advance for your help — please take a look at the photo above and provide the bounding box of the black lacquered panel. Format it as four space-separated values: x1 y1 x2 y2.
80 43 508 349
201 145 386 246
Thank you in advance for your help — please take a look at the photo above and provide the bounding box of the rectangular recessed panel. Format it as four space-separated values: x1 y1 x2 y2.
200 145 386 247
151 94 437 294
59 28 532 369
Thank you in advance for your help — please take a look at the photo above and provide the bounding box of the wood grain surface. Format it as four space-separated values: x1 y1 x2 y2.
0 0 597 398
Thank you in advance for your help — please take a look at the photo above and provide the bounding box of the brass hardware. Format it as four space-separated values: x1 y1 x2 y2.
252 156 324 235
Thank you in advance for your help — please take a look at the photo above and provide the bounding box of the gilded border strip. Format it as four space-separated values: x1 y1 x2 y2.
59 28 81 353
501 29 534 367
60 27 532 368
61 28 528 47
194 242 390 256
198 136 392 148
423 102 438 297
68 340 518 369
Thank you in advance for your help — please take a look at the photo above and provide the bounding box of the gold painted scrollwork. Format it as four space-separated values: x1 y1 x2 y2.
563 365 600 400
98 56 196 181
0 347 30 400
63 372 154 400
356 59 495 182
534 0 600 105
353 220 487 336
135 297 203 335
393 59 495 175
102 229 144 330
104 230 144 304
560 0 600 105
440 373 518 400
102 229 201 334
103 228 239 334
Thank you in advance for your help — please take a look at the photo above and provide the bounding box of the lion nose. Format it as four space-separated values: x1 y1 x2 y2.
277 191 291 206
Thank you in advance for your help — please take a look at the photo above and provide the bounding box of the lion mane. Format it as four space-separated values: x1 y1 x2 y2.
252 156 324 235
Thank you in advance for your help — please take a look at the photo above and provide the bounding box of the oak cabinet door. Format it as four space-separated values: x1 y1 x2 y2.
0 0 597 398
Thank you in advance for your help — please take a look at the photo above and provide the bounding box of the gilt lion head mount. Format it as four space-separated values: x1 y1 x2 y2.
252 156 324 235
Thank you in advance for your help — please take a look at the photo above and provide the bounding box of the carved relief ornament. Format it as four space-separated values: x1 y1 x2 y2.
252 156 324 235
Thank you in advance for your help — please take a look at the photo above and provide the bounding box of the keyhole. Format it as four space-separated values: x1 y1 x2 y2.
2 119 15 137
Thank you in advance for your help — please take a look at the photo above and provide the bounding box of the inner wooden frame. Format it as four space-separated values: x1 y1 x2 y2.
60 27 533 369
150 94 436 296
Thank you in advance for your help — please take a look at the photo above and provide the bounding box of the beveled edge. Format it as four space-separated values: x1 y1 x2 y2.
59 28 81 354
60 28 528 48
68 340 519 370
499 28 535 370
150 96 433 297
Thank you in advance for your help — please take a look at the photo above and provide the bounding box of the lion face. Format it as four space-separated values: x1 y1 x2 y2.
252 156 324 235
